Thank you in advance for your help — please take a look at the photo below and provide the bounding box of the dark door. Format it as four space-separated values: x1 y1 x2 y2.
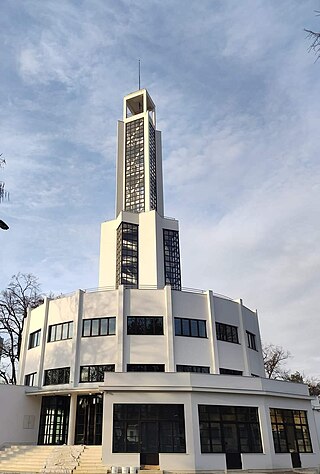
75 394 103 445
38 396 70 445
291 452 301 468
226 452 242 470
140 422 159 465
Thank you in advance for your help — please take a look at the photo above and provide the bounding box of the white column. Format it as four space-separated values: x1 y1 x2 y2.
67 393 77 445
237 299 250 376
206 291 220 374
164 285 174 371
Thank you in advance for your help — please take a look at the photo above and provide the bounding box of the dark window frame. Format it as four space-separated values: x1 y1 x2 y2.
82 317 116 337
270 408 313 453
216 322 239 344
25 372 37 386
163 229 181 291
79 364 115 382
246 331 257 350
125 118 145 212
127 316 163 335
198 405 263 454
48 321 73 343
44 367 70 386
116 222 139 289
113 404 186 453
174 317 207 338
127 364 165 372
28 329 41 349
176 365 210 374
220 368 243 376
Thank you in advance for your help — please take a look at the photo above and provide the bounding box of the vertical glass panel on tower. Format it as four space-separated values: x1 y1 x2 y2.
125 118 145 212
163 229 181 290
116 222 139 288
149 121 157 211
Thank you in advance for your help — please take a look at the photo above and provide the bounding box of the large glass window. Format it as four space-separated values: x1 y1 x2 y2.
220 368 243 376
80 364 115 382
163 229 181 290
127 364 165 372
174 318 207 338
48 322 73 342
28 329 41 349
44 367 70 385
116 222 138 288
113 404 186 453
125 118 145 212
176 365 210 373
198 405 262 453
270 408 312 453
216 322 239 344
82 317 116 337
127 316 163 335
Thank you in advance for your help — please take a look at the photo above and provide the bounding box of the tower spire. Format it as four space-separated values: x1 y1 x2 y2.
138 59 141 90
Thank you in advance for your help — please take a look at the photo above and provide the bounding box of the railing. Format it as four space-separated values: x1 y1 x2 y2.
50 285 234 301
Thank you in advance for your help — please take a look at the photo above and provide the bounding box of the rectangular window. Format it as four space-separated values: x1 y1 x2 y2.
198 405 262 453
127 316 163 335
48 321 73 342
246 331 257 350
220 368 243 376
116 222 139 288
174 318 207 338
177 365 210 373
163 229 181 291
113 404 186 453
127 364 165 372
80 364 115 382
25 372 37 386
82 317 116 337
28 329 41 349
44 367 70 385
270 408 312 453
149 121 157 211
216 322 239 344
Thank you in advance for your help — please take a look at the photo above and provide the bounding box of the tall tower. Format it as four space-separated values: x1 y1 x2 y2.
99 89 182 290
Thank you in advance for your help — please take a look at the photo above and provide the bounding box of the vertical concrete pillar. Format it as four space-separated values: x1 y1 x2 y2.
237 299 250 376
67 393 77 445
164 285 174 371
206 291 220 374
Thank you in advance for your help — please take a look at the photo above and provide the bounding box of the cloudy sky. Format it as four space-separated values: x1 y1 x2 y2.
1 0 320 377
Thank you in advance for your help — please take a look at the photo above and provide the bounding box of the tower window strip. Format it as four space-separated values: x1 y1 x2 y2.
149 121 157 211
125 118 145 212
163 229 181 290
116 222 139 288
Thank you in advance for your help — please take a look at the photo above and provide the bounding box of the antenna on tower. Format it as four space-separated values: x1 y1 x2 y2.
138 59 141 90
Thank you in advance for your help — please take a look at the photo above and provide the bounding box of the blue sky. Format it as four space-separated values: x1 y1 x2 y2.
1 0 320 377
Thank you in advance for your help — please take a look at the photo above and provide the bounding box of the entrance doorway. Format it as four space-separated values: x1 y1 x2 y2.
140 421 159 466
75 394 103 444
38 396 70 445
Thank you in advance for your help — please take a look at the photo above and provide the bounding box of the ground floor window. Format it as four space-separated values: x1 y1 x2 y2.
38 396 70 445
270 408 312 453
113 404 186 453
198 405 262 453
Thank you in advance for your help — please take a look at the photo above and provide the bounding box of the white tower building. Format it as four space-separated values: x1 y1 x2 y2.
2 89 319 472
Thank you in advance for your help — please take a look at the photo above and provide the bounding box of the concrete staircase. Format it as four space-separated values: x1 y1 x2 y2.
73 445 107 474
0 445 55 472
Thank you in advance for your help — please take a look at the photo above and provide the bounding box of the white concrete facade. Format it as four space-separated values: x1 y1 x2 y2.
2 88 320 472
